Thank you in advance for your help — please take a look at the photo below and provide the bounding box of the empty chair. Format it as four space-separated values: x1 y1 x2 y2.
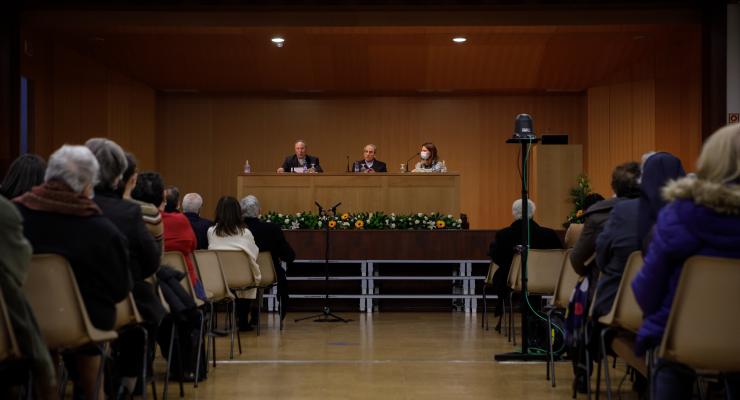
255 251 279 333
504 253 522 344
193 250 237 363
481 262 499 331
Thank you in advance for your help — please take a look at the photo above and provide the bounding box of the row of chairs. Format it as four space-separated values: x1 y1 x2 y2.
481 247 740 399
0 249 278 399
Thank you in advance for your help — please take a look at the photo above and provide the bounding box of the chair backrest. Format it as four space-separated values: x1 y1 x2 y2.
659 256 740 372
551 249 580 308
114 293 143 330
485 262 499 285
163 251 204 307
214 250 256 290
24 254 117 350
528 249 568 295
0 287 21 361
597 251 643 330
507 253 522 291
256 252 277 287
193 250 232 301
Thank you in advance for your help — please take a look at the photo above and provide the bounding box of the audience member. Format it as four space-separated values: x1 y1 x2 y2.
632 125 740 399
0 195 55 398
412 142 447 173
637 152 686 250
121 152 164 255
571 163 641 277
564 193 605 248
241 195 295 322
487 199 562 323
0 153 46 199
277 140 323 173
14 145 131 400
182 192 213 250
208 196 261 330
165 185 180 213
86 138 164 397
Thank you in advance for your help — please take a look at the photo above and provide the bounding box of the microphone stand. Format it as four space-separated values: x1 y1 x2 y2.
403 152 420 172
295 201 351 323
494 135 543 361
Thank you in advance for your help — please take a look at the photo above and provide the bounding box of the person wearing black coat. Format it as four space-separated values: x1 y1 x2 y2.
241 195 295 322
277 140 323 173
488 199 562 318
352 144 388 172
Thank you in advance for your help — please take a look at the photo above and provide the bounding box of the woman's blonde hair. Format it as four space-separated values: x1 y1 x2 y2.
697 124 740 183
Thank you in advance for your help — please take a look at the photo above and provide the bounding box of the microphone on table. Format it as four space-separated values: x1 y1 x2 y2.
404 152 420 172
315 201 324 215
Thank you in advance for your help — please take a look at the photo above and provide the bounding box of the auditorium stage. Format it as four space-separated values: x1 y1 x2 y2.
156 312 635 400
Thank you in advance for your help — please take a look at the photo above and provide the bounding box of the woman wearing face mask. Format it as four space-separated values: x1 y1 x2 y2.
412 142 447 173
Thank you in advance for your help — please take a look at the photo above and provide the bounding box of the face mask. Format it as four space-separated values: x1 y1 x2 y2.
420 151 430 160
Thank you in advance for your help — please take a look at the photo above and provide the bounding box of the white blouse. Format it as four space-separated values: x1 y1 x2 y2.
207 225 261 298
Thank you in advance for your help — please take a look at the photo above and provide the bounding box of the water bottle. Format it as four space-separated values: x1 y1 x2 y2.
243 160 251 173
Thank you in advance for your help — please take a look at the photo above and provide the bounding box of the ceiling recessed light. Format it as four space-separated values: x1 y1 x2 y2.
271 37 285 47
452 37 467 43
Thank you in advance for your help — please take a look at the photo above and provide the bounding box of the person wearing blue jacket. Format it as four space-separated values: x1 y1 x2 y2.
632 124 740 400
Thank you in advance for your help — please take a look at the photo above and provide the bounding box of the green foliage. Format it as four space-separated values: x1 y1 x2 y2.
564 174 592 227
260 211 464 230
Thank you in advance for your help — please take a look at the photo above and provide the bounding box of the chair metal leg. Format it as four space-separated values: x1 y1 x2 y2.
256 289 262 336
229 301 236 360
600 328 612 400
511 293 517 347
176 331 184 399
93 343 109 400
140 326 149 400
163 322 175 400
235 301 242 355
595 351 601 400
547 310 556 386
585 326 593 400
482 285 487 330
151 380 157 400
194 309 204 388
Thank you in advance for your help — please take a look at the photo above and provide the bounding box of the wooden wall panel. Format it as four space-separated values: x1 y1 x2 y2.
156 94 586 228
20 42 156 169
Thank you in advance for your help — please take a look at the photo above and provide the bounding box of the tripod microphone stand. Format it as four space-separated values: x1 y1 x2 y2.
295 201 351 323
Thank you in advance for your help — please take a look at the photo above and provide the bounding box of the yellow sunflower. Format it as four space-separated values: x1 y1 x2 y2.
354 220 365 229
435 220 445 229
328 220 337 228
341 213 350 221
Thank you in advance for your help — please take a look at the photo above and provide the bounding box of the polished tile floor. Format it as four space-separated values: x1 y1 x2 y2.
152 312 637 400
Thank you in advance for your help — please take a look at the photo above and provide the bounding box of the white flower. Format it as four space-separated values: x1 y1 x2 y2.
343 222 350 227
369 212 373 218
284 219 290 224
390 223 396 229
448 214 453 219
417 213 423 217
290 221 300 230
390 213 396 217
318 221 323 227
366 219 370 224
296 212 302 217
278 213 283 218
457 219 462 224
414 219 420 224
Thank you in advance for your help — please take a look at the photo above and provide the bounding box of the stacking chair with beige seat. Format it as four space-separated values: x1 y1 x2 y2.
0 287 31 396
255 251 279 333
504 253 522 344
657 256 740 397
544 249 580 387
24 254 118 400
192 250 237 364
594 251 645 400
481 261 499 331
212 250 259 350
163 251 206 386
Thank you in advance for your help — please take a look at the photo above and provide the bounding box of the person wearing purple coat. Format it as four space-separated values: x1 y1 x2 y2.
632 124 740 400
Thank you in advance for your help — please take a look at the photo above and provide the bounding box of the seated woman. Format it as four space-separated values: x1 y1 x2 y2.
0 153 46 199
207 196 261 330
631 124 740 399
412 142 447 173
14 145 131 400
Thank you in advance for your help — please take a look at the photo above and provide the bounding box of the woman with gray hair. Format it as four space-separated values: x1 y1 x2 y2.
15 144 131 400
85 138 164 397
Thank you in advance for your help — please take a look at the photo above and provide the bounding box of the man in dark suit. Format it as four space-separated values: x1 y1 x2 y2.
277 140 323 173
240 195 295 321
352 144 387 173
182 192 213 249
487 199 562 324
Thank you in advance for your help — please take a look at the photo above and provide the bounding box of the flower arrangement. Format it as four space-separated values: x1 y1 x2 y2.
564 174 593 227
260 211 464 230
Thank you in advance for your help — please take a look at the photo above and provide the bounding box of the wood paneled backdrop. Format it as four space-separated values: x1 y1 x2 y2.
156 94 585 227
20 34 702 228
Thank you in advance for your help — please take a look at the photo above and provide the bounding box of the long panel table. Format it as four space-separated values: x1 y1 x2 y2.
236 173 460 215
